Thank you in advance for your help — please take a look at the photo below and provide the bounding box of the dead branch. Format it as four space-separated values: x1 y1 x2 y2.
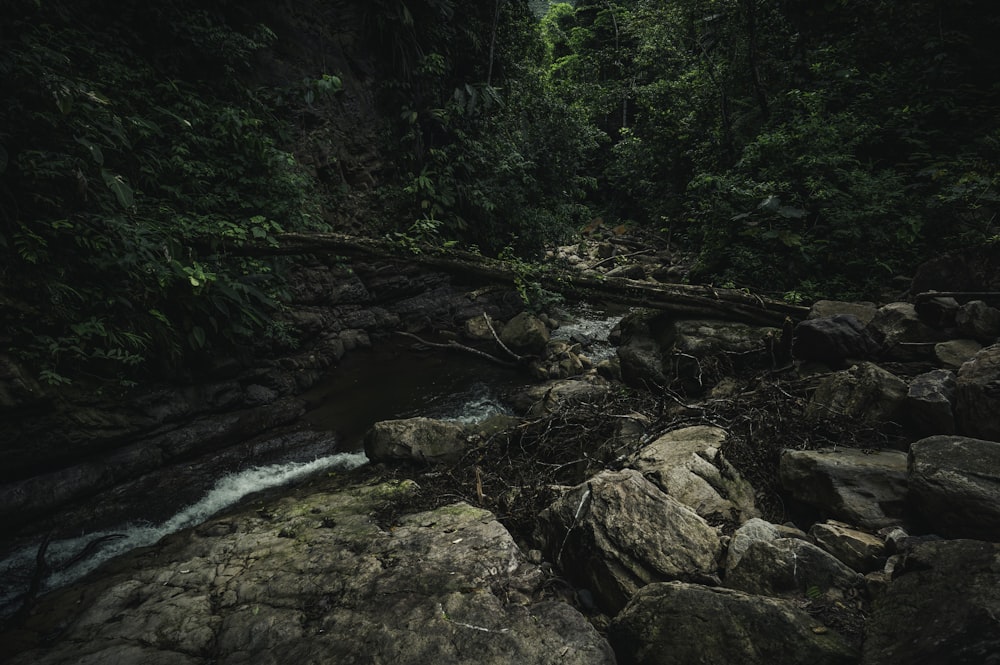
395 331 517 368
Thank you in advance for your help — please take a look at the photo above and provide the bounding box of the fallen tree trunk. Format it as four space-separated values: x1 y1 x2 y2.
268 232 809 326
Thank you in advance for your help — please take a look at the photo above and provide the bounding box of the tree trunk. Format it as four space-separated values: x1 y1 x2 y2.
265 232 808 326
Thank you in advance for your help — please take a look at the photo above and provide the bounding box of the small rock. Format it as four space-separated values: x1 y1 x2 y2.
934 338 982 369
500 312 550 355
809 521 887 574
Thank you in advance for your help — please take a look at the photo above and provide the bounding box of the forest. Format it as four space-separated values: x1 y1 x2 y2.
2 0 998 386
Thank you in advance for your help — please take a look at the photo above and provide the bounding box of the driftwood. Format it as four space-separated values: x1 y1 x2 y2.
395 331 518 368
264 232 810 326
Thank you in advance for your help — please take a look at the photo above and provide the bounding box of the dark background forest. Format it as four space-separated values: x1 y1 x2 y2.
2 0 998 386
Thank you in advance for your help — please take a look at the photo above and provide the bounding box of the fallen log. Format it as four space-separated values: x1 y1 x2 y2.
263 232 810 326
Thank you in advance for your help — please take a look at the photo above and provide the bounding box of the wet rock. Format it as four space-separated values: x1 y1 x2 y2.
779 448 908 530
5 481 614 665
629 426 759 524
862 539 1000 665
609 581 858 665
956 300 1000 343
904 369 956 436
364 417 468 464
808 300 878 327
955 343 1000 441
908 435 1000 540
501 312 550 355
934 338 982 369
809 521 887 574
725 537 864 599
792 315 878 368
805 362 908 426
534 469 722 614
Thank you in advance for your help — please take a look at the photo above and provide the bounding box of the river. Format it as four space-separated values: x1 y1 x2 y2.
0 303 626 618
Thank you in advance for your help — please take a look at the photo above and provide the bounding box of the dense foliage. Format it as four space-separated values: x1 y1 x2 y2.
0 0 336 384
3 0 998 385
541 0 1000 299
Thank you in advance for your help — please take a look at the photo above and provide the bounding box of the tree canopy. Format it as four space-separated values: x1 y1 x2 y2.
2 0 998 385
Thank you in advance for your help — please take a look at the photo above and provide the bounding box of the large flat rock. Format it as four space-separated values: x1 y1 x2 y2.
5 479 613 665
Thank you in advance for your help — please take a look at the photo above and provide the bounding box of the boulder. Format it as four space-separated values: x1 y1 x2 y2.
609 581 858 665
804 362 908 426
956 300 1000 343
914 295 960 328
725 537 864 599
5 481 615 665
908 435 1000 540
534 469 722 614
862 539 1000 665
808 300 878 327
725 517 808 573
955 343 1000 441
500 312 550 355
904 369 956 436
629 426 759 524
867 302 948 357
671 320 779 357
809 521 887 574
792 315 878 367
779 448 908 530
364 417 468 464
463 314 496 342
934 338 982 369
616 310 673 389
507 376 611 417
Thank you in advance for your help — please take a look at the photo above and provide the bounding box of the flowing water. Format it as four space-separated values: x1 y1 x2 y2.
0 302 626 619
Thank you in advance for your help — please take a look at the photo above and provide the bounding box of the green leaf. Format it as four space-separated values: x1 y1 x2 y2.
190 326 206 349
75 136 104 165
101 169 134 208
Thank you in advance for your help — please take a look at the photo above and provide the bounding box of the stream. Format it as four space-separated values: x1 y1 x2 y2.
0 303 625 619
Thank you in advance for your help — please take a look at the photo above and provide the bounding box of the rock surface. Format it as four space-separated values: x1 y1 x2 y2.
779 448 908 530
6 479 614 665
793 315 878 367
609 581 858 665
904 368 956 436
862 539 1000 665
534 469 722 614
629 425 759 523
364 417 468 464
955 343 1000 441
805 362 908 425
908 434 1000 540
725 537 863 598
809 521 887 574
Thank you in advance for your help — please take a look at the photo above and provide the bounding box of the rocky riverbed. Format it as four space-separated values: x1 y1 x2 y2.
2 248 1000 664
